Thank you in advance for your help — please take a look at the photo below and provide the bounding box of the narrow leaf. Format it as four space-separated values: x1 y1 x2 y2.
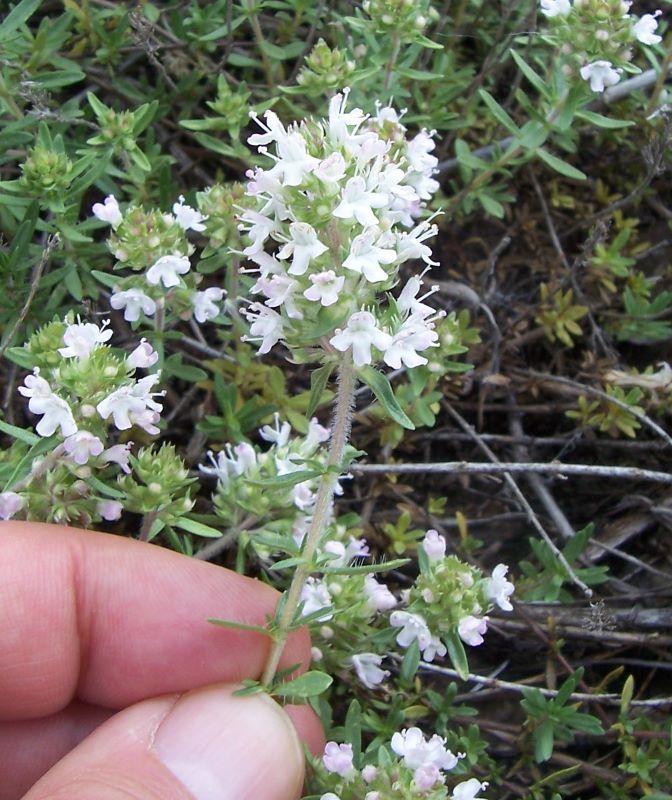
208 618 274 637
359 366 415 430
537 148 586 180
173 517 222 538
307 362 334 417
272 670 333 699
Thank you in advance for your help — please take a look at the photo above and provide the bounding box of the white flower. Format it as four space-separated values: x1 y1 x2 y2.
320 795 341 800
18 371 77 438
327 90 368 148
96 374 164 434
580 60 622 92
458 615 489 646
242 303 284 354
333 176 388 227
383 315 439 369
199 444 256 488
362 766 378 783
146 253 191 287
323 742 355 777
397 276 438 318
396 221 439 266
391 728 460 771
422 635 447 662
259 413 292 446
300 577 333 621
406 130 438 174
240 209 279 255
97 500 123 521
315 152 347 183
248 109 289 147
193 287 225 323
351 653 390 688
633 12 662 45
343 229 397 283
58 319 112 359
422 529 446 562
330 311 392 367
390 610 432 651
92 195 122 228
253 274 302 319
293 481 316 510
63 431 104 465
101 443 133 473
277 222 329 276
126 338 159 370
303 270 345 306
172 195 208 232
0 492 23 520
540 0 571 16
452 778 489 800
305 417 330 449
110 288 157 321
270 131 321 186
485 563 515 611
364 574 397 611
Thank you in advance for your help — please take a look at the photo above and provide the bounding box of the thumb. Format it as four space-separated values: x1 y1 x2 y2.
24 684 305 800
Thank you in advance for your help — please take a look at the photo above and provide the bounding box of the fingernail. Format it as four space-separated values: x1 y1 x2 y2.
152 684 304 800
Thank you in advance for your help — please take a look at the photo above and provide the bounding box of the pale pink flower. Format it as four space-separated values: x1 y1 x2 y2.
391 727 460 771
300 577 333 621
242 303 284 354
96 374 164 434
422 529 446 562
364 574 397 611
540 0 571 17
390 610 432 651
323 742 355 777
97 500 123 521
351 653 390 688
0 492 23 520
383 315 439 369
102 443 133 473
63 431 104 464
413 764 443 791
458 615 489 646
126 339 159 370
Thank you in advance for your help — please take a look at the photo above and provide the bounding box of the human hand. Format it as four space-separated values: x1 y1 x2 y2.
0 522 323 799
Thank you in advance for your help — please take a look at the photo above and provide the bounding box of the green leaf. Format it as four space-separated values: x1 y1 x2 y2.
0 418 40 445
163 354 208 382
322 558 409 576
516 120 549 150
259 39 306 60
86 91 109 119
86 475 125 499
208 618 274 637
247 469 322 489
536 148 586 180
272 670 333 699
128 147 151 172
359 366 415 430
399 639 421 685
575 110 634 129
479 193 505 217
173 517 222 538
345 700 362 763
510 50 549 97
535 719 555 762
478 89 520 135
0 0 42 42
307 362 334 417
445 629 470 680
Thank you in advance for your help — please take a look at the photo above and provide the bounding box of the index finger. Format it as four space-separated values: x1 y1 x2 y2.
0 522 309 720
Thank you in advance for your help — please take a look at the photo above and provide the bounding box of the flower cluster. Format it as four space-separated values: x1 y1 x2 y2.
317 729 487 800
390 530 514 661
540 1 664 93
238 90 444 368
199 414 333 533
2 316 168 525
93 194 225 325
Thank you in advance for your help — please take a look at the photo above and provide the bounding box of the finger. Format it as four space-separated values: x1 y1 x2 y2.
0 522 310 718
0 702 112 800
24 684 305 800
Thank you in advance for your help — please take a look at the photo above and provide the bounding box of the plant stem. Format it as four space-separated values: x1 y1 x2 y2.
261 355 356 687
244 0 276 88
383 33 401 93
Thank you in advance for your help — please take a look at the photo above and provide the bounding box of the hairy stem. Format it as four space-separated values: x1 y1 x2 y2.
261 355 356 687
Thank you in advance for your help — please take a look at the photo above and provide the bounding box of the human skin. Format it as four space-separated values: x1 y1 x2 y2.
0 522 324 799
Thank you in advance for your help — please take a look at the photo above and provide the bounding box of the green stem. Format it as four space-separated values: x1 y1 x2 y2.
261 355 357 687
383 33 402 93
244 0 275 88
